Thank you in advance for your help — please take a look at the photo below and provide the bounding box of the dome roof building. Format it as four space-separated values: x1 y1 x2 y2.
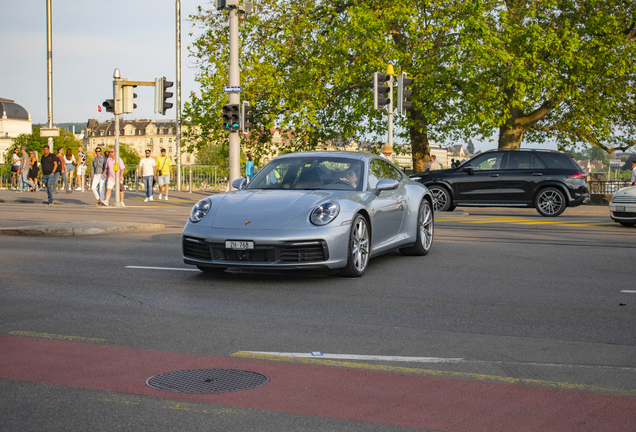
0 97 32 163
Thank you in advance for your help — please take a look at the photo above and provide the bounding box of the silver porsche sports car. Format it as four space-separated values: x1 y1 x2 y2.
182 151 434 277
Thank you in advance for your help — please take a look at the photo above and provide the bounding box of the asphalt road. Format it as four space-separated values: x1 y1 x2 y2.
1 202 635 431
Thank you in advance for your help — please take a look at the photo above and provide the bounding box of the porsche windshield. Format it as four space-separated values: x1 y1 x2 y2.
246 157 364 191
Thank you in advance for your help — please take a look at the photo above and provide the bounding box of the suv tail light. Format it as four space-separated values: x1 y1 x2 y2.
569 173 587 179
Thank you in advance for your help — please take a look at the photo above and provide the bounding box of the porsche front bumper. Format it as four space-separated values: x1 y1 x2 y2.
182 224 352 270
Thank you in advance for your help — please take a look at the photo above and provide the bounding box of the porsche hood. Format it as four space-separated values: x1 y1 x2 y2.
211 189 340 229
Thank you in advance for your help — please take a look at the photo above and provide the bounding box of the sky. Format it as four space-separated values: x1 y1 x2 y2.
0 1 555 153
0 0 204 127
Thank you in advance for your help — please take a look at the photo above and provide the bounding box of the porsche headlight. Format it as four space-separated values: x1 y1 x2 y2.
190 198 211 223
310 201 340 226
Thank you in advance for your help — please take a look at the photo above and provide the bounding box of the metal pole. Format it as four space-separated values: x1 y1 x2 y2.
176 0 182 191
113 71 122 206
228 6 241 188
388 75 394 151
189 167 192 193
46 0 54 154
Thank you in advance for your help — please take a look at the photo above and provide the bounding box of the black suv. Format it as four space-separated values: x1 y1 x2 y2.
410 149 590 216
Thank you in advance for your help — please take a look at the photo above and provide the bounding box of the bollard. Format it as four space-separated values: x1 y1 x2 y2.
189 168 192 193
136 167 139 192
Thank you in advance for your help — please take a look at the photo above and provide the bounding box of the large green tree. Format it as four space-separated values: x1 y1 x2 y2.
185 0 469 171
456 0 636 152
5 127 83 162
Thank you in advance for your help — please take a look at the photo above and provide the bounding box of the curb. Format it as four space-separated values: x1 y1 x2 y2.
0 222 165 237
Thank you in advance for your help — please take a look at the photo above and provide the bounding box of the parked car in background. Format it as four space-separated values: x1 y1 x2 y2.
410 149 590 217
609 186 636 227
183 152 434 277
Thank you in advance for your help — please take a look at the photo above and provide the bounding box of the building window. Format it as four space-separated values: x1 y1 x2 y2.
186 155 191 163
159 138 163 144
92 139 95 145
168 138 172 143
168 147 172 153
150 138 153 144
101 139 104 144
100 131 104 136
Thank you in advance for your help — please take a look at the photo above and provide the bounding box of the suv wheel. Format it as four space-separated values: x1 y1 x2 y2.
429 185 451 212
535 187 566 217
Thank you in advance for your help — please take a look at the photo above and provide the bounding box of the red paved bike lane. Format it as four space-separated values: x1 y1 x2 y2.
1 334 634 431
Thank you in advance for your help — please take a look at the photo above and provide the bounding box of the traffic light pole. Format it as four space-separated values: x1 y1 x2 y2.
113 71 122 207
387 75 394 152
228 6 241 188
176 0 182 191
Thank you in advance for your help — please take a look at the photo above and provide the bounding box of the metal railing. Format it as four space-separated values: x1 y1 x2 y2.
1 163 232 192
588 180 632 194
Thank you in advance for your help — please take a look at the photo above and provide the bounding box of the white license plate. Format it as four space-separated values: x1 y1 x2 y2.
616 206 626 211
225 240 254 250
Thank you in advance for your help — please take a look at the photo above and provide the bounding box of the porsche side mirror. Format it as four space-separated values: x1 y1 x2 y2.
232 178 247 190
375 179 399 196
463 165 473 175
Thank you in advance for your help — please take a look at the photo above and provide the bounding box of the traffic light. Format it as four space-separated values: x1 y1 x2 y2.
155 76 174 115
102 98 121 114
397 72 414 116
373 72 391 110
122 85 138 113
222 104 240 131
241 101 253 132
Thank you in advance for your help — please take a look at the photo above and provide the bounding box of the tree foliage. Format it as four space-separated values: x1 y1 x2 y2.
185 0 636 171
455 0 636 152
5 127 83 162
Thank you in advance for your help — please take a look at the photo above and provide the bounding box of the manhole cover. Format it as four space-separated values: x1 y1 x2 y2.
146 368 269 394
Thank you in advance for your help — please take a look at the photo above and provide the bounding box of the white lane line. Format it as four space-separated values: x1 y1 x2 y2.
239 351 464 363
620 290 636 293
125 266 200 272
239 351 636 371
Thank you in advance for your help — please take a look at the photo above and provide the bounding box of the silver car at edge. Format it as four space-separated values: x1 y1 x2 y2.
182 151 434 277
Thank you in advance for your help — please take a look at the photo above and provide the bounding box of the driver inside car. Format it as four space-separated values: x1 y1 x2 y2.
340 168 358 188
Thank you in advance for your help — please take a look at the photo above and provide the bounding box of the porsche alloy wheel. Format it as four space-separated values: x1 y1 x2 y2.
400 199 434 256
340 214 370 277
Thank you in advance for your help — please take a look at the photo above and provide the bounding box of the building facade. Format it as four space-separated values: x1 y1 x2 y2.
0 98 32 162
84 119 193 164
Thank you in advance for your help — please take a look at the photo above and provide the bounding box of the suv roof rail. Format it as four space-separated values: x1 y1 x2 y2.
481 148 563 154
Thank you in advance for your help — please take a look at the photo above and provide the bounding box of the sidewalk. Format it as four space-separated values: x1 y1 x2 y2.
0 187 215 207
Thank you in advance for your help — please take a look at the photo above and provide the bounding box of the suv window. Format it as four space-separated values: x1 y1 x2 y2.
506 152 546 170
535 153 578 170
469 153 504 171
368 159 402 190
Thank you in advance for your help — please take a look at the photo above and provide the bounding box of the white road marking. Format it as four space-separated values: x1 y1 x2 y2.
239 351 464 363
125 266 200 272
620 290 636 293
239 351 636 371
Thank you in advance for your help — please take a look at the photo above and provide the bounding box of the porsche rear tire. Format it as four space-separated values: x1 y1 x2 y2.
400 199 434 256
339 214 370 278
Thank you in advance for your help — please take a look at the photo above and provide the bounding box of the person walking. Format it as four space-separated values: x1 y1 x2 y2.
155 148 173 201
245 153 254 181
631 160 636 186
102 147 126 206
10 147 20 190
430 155 441 171
75 145 87 191
54 147 70 193
64 148 76 190
17 146 36 192
138 149 157 202
40 145 58 205
91 147 107 206
28 150 40 191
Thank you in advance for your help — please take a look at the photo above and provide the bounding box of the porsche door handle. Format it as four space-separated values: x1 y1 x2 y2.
532 173 543 176
490 174 500 177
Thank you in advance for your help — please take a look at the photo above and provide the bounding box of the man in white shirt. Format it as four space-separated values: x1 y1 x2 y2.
429 155 441 171
631 160 636 186
138 150 157 202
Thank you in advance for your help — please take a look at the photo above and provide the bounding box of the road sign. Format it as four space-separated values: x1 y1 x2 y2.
224 86 241 93
39 128 60 137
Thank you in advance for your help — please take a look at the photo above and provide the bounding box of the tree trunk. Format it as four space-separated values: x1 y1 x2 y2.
498 106 526 150
410 109 431 173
